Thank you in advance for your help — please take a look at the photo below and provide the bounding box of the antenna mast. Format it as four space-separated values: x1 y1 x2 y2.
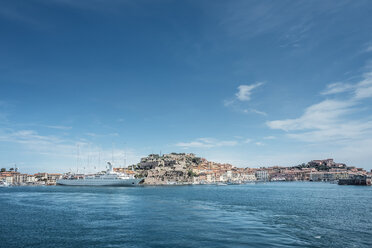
98 148 101 171
123 142 127 168
76 144 80 174
111 143 114 164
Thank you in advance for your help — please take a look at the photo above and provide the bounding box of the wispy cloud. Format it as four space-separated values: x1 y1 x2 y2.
0 128 139 172
45 125 72 130
267 100 355 132
85 132 119 137
0 113 7 123
0 129 73 156
353 69 372 100
224 82 266 116
243 108 267 116
321 82 354 95
236 82 264 101
0 0 129 30
216 1 351 46
176 136 269 149
176 137 238 149
0 5 41 27
223 99 235 107
365 42 372 52
6 122 73 132
38 0 130 14
267 67 372 143
0 100 10 123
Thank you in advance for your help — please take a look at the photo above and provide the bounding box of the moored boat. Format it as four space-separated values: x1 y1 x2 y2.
0 180 10 187
57 162 143 186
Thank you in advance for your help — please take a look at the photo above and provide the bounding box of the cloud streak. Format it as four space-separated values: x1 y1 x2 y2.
354 70 372 100
267 67 372 143
235 82 264 101
176 138 238 149
224 82 266 116
45 125 72 130
321 82 354 95
176 136 271 149
243 108 267 116
0 128 140 172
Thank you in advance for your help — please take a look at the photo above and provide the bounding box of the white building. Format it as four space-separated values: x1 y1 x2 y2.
255 170 269 181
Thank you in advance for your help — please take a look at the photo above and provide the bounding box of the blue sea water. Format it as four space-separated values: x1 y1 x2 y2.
0 182 371 248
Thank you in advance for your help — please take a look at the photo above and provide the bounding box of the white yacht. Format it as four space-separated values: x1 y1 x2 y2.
57 162 143 186
0 180 10 187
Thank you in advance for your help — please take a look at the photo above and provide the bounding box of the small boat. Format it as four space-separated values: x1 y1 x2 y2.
215 182 228 186
0 180 10 187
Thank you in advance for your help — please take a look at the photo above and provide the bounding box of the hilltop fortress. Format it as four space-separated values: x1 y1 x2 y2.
134 153 202 185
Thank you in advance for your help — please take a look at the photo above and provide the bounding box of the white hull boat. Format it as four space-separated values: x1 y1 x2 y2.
57 162 143 187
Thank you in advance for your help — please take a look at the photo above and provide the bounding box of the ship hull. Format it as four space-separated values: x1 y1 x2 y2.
57 178 143 186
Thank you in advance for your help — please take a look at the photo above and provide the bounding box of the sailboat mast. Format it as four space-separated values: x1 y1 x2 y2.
76 144 80 174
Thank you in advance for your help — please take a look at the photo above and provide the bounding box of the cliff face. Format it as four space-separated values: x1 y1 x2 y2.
136 153 202 185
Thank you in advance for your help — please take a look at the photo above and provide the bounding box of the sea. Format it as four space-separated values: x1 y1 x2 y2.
0 182 371 248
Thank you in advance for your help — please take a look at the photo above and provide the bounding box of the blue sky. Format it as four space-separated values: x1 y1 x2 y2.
1 0 372 173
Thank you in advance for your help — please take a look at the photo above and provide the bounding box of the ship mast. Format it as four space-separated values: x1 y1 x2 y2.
107 162 113 173
76 144 80 174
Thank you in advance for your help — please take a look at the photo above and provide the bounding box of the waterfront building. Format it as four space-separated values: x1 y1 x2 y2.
0 171 22 185
255 170 269 181
244 172 256 181
206 172 214 183
3 175 14 185
34 173 48 181
47 173 62 185
339 175 372 185
11 173 28 185
311 171 353 182
26 175 36 184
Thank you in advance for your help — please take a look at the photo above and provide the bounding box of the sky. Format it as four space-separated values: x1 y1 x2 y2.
1 0 372 173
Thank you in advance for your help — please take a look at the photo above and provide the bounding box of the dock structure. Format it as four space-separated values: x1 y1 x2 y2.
338 175 371 186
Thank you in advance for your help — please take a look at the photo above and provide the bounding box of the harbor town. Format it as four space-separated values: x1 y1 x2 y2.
1 153 371 187
2 1 372 247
